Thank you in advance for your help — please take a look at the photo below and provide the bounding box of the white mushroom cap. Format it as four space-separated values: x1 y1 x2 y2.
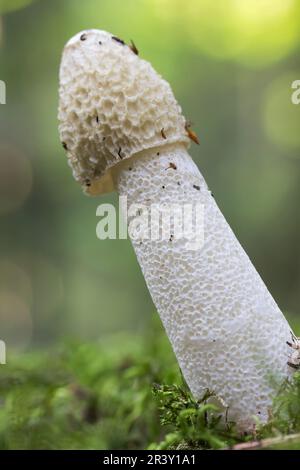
58 29 189 195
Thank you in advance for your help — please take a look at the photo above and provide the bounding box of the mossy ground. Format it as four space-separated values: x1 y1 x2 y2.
0 318 300 450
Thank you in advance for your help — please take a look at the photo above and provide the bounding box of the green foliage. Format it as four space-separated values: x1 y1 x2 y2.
258 372 300 439
150 385 242 450
0 321 180 449
0 324 300 450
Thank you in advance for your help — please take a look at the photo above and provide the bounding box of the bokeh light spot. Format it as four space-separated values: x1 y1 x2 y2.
0 291 33 352
0 144 33 215
0 260 32 304
151 0 299 67
263 73 300 151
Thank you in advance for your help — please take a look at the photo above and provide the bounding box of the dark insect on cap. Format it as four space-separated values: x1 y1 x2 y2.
112 36 125 45
118 147 123 159
167 162 177 170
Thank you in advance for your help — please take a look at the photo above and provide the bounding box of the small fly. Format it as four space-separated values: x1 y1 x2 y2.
185 121 200 145
129 39 139 55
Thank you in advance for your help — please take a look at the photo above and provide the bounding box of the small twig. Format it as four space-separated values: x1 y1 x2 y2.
227 433 300 450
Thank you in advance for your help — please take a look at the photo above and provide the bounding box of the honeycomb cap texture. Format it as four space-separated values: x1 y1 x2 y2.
58 29 189 195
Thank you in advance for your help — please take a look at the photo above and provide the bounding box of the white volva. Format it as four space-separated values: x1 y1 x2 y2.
58 29 297 430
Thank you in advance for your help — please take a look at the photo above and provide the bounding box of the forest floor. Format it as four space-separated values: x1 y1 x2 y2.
0 317 300 450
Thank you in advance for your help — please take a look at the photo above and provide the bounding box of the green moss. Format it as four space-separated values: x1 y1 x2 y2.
258 372 300 438
0 319 299 450
149 385 244 450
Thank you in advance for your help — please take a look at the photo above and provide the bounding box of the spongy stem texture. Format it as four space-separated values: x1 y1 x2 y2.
113 143 292 430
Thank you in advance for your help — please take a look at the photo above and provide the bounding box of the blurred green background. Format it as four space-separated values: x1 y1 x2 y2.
0 0 300 354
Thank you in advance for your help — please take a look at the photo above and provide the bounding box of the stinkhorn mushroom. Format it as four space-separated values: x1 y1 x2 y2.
58 29 299 430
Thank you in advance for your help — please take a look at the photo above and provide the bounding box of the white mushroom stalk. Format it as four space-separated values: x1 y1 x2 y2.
58 29 299 430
